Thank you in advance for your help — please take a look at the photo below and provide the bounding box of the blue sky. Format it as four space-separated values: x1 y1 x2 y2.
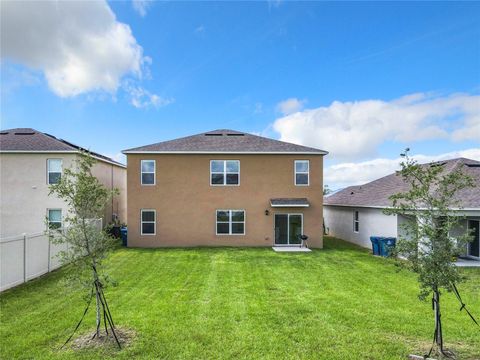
1 1 479 188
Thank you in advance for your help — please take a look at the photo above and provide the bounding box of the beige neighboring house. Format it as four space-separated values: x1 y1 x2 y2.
0 128 127 238
324 158 480 261
123 129 328 248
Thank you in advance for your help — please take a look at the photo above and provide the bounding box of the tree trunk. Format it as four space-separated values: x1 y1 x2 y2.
93 264 101 338
433 288 444 352
95 285 101 337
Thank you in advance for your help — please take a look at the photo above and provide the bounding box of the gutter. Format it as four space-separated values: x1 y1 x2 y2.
122 150 328 155
324 204 480 211
0 150 126 169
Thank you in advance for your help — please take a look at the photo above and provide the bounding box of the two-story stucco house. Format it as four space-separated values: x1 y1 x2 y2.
122 129 328 248
0 128 127 238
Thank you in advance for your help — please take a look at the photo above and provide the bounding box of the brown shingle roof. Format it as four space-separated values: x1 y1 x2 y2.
0 128 125 167
324 158 480 209
0 128 75 151
122 129 328 154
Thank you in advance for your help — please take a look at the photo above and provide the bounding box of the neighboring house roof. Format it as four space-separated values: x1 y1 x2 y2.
0 128 125 167
324 158 480 209
270 198 310 207
123 129 328 154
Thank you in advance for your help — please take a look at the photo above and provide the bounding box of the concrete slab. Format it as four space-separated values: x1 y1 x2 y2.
272 247 312 252
455 258 480 267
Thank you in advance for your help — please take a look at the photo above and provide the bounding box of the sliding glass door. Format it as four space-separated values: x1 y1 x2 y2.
274 214 303 246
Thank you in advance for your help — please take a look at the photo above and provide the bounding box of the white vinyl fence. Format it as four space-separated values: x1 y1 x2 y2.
0 220 102 292
0 232 67 292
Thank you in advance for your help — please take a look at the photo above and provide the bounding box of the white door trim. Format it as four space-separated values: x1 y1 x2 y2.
467 220 480 260
273 213 304 246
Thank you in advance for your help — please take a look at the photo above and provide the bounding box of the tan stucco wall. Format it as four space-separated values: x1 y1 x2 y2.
126 154 324 248
90 160 127 225
0 153 126 238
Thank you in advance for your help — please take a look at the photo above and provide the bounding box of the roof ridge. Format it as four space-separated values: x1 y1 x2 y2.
123 131 206 152
1 127 37 132
325 156 480 208
123 129 328 154
0 127 124 167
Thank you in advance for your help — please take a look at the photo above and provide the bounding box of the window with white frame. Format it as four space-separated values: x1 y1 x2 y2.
47 159 62 184
141 160 155 185
353 211 359 233
295 160 309 186
216 210 245 235
210 160 240 185
141 209 156 235
48 209 62 230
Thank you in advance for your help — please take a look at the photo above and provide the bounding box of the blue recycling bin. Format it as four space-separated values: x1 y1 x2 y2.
120 227 127 246
379 237 396 257
370 236 396 256
370 236 381 255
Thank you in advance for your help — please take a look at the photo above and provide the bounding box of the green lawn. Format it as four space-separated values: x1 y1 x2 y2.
1 237 479 359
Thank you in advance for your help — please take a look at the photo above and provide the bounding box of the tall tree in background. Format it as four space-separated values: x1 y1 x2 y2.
385 150 477 358
323 184 331 195
48 153 121 348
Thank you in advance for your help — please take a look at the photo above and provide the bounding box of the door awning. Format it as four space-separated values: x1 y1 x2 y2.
270 198 310 208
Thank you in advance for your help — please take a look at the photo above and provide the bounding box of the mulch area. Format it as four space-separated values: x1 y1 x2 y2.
70 327 136 350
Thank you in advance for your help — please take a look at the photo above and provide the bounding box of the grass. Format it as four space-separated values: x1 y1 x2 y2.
1 237 479 359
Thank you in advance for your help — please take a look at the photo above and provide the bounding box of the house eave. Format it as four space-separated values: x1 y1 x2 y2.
270 204 310 208
0 150 78 153
0 150 126 168
324 203 480 212
122 150 328 155
324 204 390 209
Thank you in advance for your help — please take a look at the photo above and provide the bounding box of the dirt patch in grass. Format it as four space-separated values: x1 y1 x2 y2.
70 327 136 350
387 333 479 360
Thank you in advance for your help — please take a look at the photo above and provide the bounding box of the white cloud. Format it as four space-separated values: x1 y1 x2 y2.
123 82 174 109
105 152 126 165
273 93 480 161
268 0 283 9
276 97 306 115
0 66 41 95
325 148 480 190
132 0 152 17
0 0 146 97
194 25 206 36
451 111 480 141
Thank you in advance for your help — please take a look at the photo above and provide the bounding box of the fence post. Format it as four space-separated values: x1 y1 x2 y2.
23 233 27 283
47 234 51 272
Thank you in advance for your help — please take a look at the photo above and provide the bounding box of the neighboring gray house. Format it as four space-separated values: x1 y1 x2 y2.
0 128 127 291
0 128 127 238
324 158 480 260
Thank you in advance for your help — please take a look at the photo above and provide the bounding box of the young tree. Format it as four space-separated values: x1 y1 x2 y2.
48 152 121 348
385 150 477 358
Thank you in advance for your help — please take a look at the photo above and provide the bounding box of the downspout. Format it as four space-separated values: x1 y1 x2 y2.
111 164 114 223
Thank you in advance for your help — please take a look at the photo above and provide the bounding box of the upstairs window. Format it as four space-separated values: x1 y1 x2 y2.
48 209 62 230
210 160 240 186
216 210 245 235
353 211 359 233
141 209 156 235
141 160 155 185
47 159 62 184
295 160 309 186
